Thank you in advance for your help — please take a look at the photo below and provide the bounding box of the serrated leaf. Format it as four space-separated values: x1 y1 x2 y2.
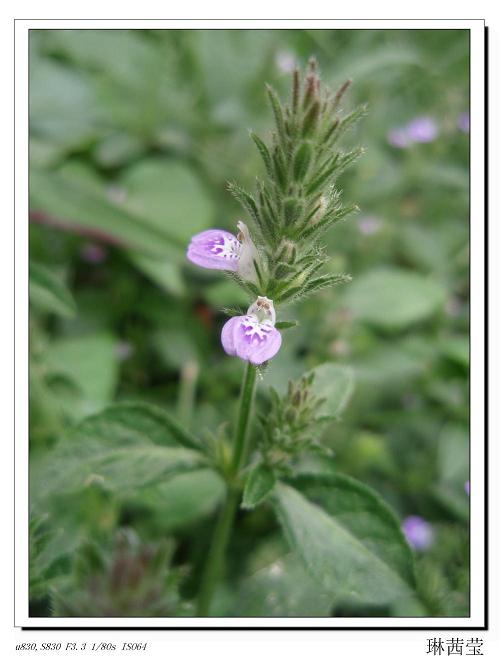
33 403 206 501
242 463 276 509
29 261 76 319
273 475 422 609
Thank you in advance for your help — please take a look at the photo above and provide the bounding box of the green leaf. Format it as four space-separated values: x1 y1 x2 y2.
344 268 446 329
237 554 333 617
439 336 469 368
33 403 207 500
30 168 181 257
304 363 354 418
242 463 276 509
138 469 225 532
130 253 185 297
29 261 76 319
119 158 214 245
273 475 421 608
438 423 469 486
45 332 119 406
29 58 102 154
275 320 298 330
433 423 469 520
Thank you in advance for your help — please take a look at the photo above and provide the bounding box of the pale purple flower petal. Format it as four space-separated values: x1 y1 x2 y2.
221 314 282 365
235 221 259 282
187 229 241 271
465 480 470 495
402 515 434 552
221 315 241 356
406 116 438 143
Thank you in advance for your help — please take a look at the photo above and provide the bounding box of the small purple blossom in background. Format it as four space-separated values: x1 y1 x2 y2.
387 127 411 149
357 215 381 236
406 116 439 143
221 296 282 365
465 480 470 496
275 50 297 74
387 116 438 148
458 111 470 133
80 243 108 264
402 515 435 551
116 340 134 362
186 221 258 281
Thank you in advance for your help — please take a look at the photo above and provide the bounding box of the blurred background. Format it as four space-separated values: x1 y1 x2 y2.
29 29 470 617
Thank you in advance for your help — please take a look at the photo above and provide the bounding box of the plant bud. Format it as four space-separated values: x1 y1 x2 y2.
310 195 328 225
293 141 313 180
276 240 297 264
302 100 321 136
283 197 303 227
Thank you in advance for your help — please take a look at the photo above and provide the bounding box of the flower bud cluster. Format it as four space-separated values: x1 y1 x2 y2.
258 372 331 472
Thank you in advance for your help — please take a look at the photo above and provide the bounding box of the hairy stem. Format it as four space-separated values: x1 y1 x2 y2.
197 362 257 616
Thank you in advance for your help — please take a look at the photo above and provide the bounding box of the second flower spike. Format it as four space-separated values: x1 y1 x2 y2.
221 297 282 365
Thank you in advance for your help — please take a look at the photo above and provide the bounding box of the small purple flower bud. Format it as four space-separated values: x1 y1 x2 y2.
221 296 281 365
357 215 381 236
275 50 297 74
406 116 438 143
116 340 134 361
186 229 241 271
80 243 108 264
458 111 470 134
402 515 435 552
465 480 470 495
387 127 411 149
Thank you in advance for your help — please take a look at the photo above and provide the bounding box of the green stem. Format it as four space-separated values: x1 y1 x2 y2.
197 362 257 616
231 362 258 473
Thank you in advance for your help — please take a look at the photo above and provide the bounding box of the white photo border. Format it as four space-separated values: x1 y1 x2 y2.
14 18 487 629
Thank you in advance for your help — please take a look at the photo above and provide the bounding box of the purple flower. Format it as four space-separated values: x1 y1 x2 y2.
80 243 107 264
458 111 470 133
387 127 411 149
357 215 381 236
115 340 134 361
387 116 439 149
187 221 258 281
221 296 282 365
275 50 297 73
187 228 241 271
406 116 438 143
402 515 435 552
465 480 470 495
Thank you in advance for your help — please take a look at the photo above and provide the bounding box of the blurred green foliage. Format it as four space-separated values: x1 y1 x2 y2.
29 28 469 618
